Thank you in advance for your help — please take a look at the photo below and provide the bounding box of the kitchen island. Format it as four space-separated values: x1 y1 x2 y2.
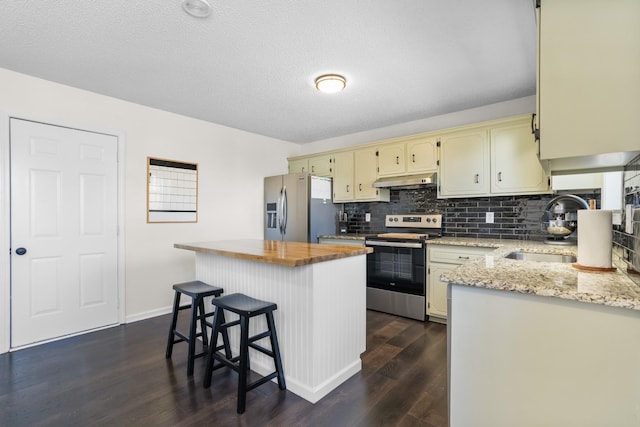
174 239 372 403
439 240 640 427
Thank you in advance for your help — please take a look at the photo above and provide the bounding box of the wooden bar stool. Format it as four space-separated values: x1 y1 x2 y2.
165 280 230 376
203 293 286 414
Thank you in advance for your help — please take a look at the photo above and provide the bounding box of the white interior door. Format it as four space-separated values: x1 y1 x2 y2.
10 118 119 348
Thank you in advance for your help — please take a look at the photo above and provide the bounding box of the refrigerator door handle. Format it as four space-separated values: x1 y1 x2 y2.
276 190 283 234
281 186 288 235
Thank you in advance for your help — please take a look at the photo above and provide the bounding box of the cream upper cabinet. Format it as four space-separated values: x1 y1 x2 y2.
288 158 308 174
332 149 389 202
377 137 438 177
377 143 406 177
354 147 389 201
538 0 640 162
309 154 333 177
407 137 438 174
332 151 354 202
438 128 490 197
490 119 550 195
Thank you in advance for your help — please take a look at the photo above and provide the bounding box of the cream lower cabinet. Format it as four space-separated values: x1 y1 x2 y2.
427 245 492 322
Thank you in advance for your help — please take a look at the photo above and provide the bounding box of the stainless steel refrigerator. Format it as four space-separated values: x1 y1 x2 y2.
264 173 339 243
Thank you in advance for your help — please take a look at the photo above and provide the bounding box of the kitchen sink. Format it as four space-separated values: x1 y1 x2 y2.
504 251 577 263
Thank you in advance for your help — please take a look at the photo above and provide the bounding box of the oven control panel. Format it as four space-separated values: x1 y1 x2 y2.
385 214 442 228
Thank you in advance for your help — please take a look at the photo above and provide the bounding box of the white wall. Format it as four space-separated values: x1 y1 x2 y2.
0 68 301 330
300 95 536 154
0 68 535 349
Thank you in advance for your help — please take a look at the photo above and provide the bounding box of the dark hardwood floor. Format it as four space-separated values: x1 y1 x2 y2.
0 310 448 427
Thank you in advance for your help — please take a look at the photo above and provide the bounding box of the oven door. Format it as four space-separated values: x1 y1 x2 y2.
365 240 425 295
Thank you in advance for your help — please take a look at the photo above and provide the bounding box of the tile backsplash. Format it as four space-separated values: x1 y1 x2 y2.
342 188 600 241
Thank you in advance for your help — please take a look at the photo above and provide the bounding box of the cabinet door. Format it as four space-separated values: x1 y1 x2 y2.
377 143 406 177
491 120 549 194
309 154 333 177
288 158 308 174
438 129 490 197
407 137 438 173
354 148 380 200
538 0 640 160
332 151 354 202
428 263 455 319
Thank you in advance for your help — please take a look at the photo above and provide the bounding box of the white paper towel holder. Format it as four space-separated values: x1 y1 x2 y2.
573 209 616 272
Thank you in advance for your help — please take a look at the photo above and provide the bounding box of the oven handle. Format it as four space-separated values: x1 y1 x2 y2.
365 240 424 249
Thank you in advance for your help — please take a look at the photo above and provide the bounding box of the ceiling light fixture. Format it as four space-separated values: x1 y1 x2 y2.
315 74 347 94
182 0 212 18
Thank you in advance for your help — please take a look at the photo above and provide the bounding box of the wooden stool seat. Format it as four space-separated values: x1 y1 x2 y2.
165 280 229 376
203 293 286 414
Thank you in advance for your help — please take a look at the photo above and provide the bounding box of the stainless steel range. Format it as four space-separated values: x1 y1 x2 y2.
365 214 442 321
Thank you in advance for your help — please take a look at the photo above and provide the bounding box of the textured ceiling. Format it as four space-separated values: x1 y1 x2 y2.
0 0 537 143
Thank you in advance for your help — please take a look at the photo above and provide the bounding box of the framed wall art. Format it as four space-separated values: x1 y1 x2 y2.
147 157 198 223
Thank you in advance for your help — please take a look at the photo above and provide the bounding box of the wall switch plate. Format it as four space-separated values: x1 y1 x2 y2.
486 212 494 223
365 213 371 222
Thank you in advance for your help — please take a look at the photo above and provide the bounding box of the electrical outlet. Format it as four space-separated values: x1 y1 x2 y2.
486 212 494 223
365 213 371 222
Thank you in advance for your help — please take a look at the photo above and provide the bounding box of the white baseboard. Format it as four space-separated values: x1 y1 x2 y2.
250 357 362 404
125 306 172 324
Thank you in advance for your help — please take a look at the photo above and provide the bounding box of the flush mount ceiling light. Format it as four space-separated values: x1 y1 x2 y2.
182 0 212 18
315 74 347 94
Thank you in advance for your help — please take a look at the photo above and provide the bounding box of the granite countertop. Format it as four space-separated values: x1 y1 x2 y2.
174 239 372 267
437 238 640 311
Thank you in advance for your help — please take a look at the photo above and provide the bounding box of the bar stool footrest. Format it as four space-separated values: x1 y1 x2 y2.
248 330 271 342
248 342 274 358
246 372 278 392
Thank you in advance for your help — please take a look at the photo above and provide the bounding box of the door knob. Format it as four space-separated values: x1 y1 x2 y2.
15 247 27 255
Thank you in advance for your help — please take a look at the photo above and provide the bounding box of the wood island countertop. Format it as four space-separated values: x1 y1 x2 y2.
174 239 373 267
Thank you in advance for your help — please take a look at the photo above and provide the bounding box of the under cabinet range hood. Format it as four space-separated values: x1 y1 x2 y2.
372 173 436 189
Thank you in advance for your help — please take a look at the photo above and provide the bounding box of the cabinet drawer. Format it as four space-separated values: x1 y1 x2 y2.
428 245 492 264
